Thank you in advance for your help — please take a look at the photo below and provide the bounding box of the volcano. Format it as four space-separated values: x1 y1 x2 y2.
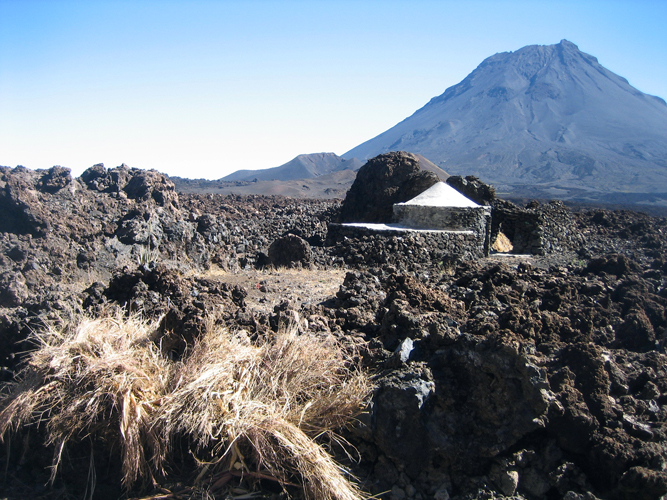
344 40 667 204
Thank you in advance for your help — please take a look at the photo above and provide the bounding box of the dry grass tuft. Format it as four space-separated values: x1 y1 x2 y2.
0 313 372 499
0 313 171 486
161 326 370 500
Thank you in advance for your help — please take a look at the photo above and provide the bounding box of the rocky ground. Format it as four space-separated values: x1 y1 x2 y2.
1 164 667 499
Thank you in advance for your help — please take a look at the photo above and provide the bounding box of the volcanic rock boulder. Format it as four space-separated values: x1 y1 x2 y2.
370 296 551 482
339 151 442 223
0 166 52 236
373 369 435 478
123 169 179 209
81 164 179 209
267 234 312 268
37 166 72 194
115 209 164 247
80 163 132 193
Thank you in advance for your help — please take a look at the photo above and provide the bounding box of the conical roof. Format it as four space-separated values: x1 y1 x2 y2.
395 182 480 208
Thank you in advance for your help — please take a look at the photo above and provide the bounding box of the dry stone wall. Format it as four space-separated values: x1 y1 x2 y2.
492 199 586 255
392 204 491 255
326 223 485 270
393 205 489 231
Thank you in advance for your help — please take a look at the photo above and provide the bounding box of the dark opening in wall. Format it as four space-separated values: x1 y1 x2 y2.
491 202 544 255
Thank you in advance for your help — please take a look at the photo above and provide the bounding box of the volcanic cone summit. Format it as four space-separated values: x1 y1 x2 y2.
345 40 667 204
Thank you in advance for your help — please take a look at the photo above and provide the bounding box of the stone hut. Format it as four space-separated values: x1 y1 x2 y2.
392 181 491 256
327 152 494 267
328 181 492 267
393 182 490 230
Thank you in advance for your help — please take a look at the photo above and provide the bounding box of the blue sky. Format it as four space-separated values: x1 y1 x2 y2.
1 0 666 179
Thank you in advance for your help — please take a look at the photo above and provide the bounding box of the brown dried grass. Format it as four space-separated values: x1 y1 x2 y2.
0 313 170 486
0 312 372 500
161 326 370 500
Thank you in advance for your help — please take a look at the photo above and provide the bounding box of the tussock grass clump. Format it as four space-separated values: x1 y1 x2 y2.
161 326 370 500
0 313 372 500
0 314 170 486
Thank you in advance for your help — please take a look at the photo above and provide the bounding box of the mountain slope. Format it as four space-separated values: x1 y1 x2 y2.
223 152 362 182
171 169 357 198
344 40 667 203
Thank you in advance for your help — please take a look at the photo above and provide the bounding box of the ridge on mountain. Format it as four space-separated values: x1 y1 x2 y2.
343 40 667 205
223 152 362 182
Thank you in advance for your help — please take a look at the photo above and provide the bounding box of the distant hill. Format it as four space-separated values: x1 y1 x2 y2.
222 152 362 182
344 40 667 206
170 169 358 199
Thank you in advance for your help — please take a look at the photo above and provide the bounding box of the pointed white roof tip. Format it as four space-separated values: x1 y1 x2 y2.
396 182 482 208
